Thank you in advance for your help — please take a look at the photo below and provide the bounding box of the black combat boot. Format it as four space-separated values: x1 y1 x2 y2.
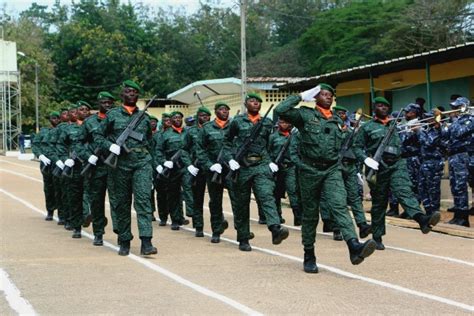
140 237 158 255
118 240 130 256
219 219 229 234
159 220 167 226
93 234 103 246
195 228 204 237
181 218 190 226
270 225 289 245
170 222 180 230
374 237 385 250
64 222 73 231
450 210 470 227
347 238 376 265
72 228 81 239
447 207 455 213
211 233 220 243
239 239 252 251
386 203 399 217
333 229 343 241
45 210 54 221
414 212 441 234
82 213 92 228
294 217 302 226
322 221 332 233
303 248 318 273
57 218 65 225
358 222 372 239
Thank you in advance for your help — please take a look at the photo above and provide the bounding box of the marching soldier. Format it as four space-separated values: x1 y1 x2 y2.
224 93 289 252
275 84 376 273
353 96 441 250
154 111 191 230
443 97 473 227
94 80 157 256
268 118 301 225
32 111 60 221
195 101 233 243
326 105 372 240
186 106 211 237
78 92 115 246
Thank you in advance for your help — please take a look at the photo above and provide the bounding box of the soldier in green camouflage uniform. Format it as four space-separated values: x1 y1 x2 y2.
94 80 157 256
78 92 115 246
149 115 159 221
321 106 372 241
56 103 90 238
185 106 211 237
154 111 191 230
353 97 441 250
275 84 377 273
194 102 234 243
151 113 172 226
268 118 301 225
32 112 60 221
224 93 289 251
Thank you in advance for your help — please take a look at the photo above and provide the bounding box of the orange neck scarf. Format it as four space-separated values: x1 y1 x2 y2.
172 125 183 134
316 105 332 119
375 116 390 125
279 129 290 137
215 117 227 129
98 112 106 120
123 105 136 115
248 113 261 125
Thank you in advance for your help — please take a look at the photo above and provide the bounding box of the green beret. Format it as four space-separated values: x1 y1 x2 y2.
215 101 230 110
170 111 184 118
245 92 263 103
149 115 158 121
161 112 171 118
197 106 211 116
49 111 60 117
373 96 390 106
122 79 142 93
333 105 348 112
319 83 335 95
77 100 92 109
97 91 116 100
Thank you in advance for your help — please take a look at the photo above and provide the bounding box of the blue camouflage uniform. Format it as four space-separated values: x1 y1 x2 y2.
442 97 474 226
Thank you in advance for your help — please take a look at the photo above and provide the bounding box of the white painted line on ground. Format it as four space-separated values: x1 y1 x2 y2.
0 159 39 171
0 267 37 315
0 188 262 316
177 225 474 312
2 167 473 267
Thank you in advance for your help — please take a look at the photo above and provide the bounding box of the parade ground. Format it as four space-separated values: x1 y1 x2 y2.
1 156 473 315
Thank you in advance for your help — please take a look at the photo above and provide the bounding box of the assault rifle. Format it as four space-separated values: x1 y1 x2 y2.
104 95 158 168
226 103 275 183
80 147 101 177
160 150 183 179
211 148 225 184
273 130 294 180
62 151 79 178
338 112 364 164
366 109 405 184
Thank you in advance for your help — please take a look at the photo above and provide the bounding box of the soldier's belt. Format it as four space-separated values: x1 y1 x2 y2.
245 156 262 162
302 156 337 169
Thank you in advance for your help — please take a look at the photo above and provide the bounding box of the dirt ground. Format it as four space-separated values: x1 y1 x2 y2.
1 156 473 315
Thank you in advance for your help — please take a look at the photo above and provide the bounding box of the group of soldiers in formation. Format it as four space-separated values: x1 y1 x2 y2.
32 80 473 273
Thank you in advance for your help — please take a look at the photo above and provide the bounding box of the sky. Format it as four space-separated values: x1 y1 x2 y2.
0 0 237 16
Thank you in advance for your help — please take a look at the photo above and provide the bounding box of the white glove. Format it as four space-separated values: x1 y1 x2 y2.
228 159 240 171
87 155 98 165
187 165 199 176
269 162 279 173
109 143 121 155
55 160 65 170
356 173 364 186
300 85 321 102
38 154 51 165
156 165 164 174
209 163 222 174
64 159 75 167
364 157 379 170
164 161 173 169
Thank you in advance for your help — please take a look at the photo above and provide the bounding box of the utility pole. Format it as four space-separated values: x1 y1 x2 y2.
240 0 247 112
